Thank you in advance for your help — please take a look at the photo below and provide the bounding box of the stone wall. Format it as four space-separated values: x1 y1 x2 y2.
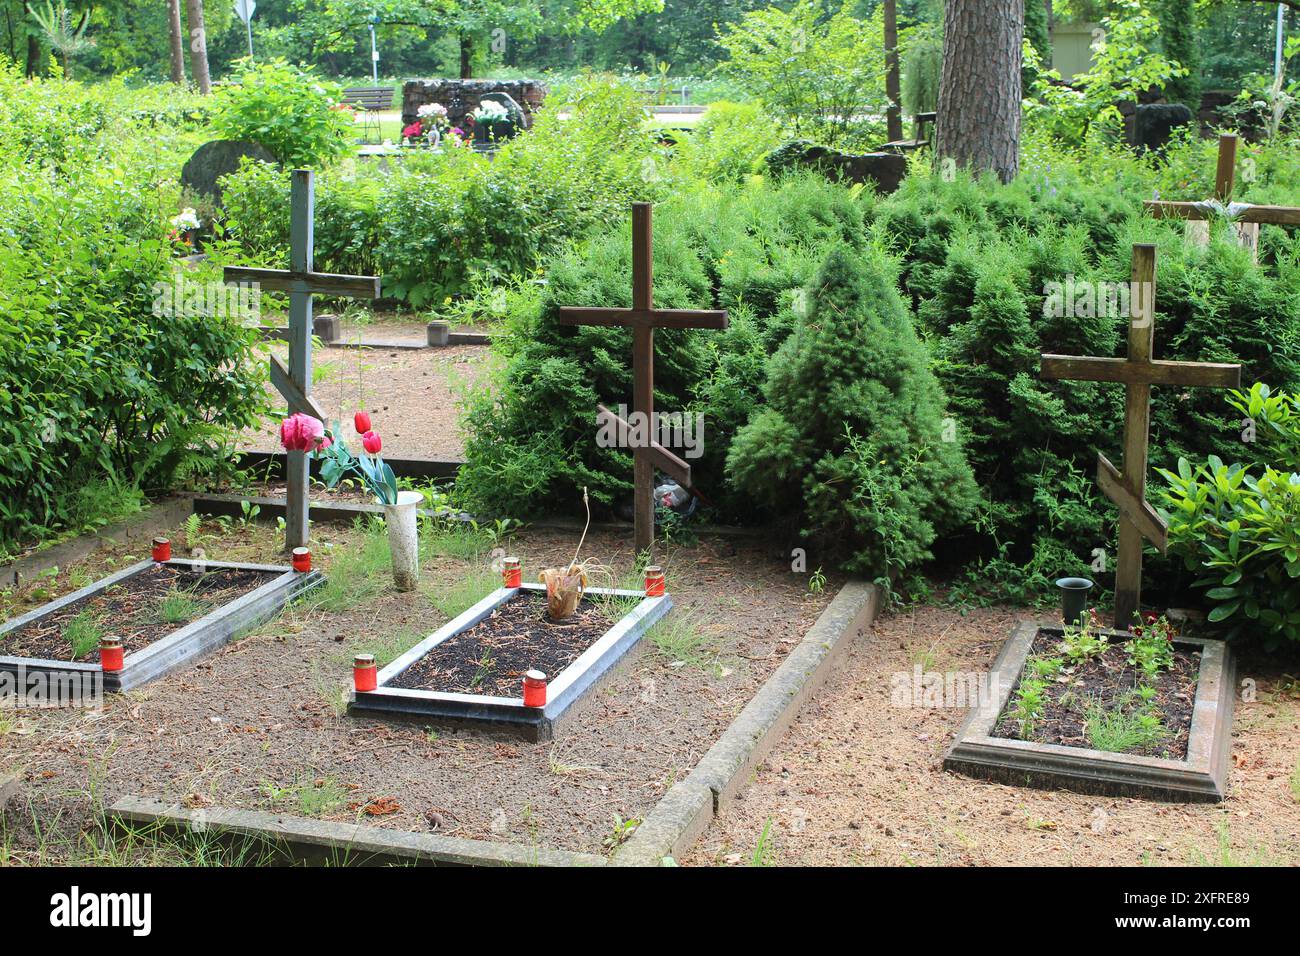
401 79 548 130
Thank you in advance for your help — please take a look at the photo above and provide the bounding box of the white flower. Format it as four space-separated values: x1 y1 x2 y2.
171 207 201 230
472 101 509 124
417 103 448 119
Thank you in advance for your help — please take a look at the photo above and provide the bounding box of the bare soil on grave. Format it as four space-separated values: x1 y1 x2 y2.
0 564 279 662
387 591 614 696
0 519 830 861
238 341 489 461
686 603 1300 867
991 630 1200 760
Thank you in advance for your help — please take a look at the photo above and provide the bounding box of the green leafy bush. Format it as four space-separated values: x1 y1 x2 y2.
0 67 264 554
670 101 782 182
211 60 353 167
1160 385 1300 648
726 245 978 581
714 0 888 149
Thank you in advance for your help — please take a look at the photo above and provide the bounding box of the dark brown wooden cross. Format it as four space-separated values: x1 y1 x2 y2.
224 169 381 551
1041 243 1242 630
1145 133 1300 258
558 202 728 558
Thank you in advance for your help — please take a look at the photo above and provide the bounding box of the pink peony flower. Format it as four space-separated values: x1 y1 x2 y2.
279 413 326 453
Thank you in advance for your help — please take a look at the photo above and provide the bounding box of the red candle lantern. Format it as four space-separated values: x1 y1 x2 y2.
291 547 312 572
99 636 124 672
353 654 377 692
522 669 547 708
151 537 171 562
644 565 666 597
502 556 522 588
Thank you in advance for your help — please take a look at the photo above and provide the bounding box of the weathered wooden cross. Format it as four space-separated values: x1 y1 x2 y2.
1145 133 1300 259
558 202 728 558
1041 243 1242 630
224 169 381 551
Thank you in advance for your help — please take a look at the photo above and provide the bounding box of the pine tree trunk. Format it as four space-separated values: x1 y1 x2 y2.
459 33 473 79
934 0 1023 183
884 0 903 141
184 0 211 94
167 0 187 85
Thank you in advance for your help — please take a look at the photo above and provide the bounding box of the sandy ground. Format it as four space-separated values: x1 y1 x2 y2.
686 603 1300 867
240 341 490 460
0 519 832 862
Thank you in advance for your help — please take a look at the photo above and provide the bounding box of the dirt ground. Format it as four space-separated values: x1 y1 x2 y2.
0 517 830 862
239 340 490 461
686 603 1300 867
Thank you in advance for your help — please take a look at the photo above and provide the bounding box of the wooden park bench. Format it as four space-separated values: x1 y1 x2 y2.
341 86 394 144
882 111 936 153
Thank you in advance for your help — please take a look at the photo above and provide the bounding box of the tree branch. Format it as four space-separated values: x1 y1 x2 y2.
1234 0 1300 12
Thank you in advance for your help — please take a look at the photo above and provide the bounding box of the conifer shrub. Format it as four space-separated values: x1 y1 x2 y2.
726 245 978 580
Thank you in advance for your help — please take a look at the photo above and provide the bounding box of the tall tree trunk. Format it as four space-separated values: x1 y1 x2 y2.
167 0 187 85
935 0 1022 183
459 33 473 78
184 0 211 93
884 0 903 141
25 31 38 76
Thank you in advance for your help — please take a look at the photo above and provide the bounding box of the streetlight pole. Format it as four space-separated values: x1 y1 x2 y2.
369 16 379 83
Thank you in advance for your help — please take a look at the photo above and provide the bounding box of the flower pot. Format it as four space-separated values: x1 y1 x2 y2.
383 490 422 591
1056 577 1095 627
539 567 586 621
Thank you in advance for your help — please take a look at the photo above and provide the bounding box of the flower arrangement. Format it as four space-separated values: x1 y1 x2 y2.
472 100 509 126
538 487 610 620
170 207 201 231
278 411 397 504
417 102 449 130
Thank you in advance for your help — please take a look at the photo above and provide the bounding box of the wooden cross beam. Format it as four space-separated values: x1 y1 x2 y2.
224 169 381 552
558 202 727 558
1144 133 1300 259
1041 243 1242 630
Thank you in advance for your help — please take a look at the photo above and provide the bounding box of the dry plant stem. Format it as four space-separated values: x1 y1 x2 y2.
566 489 592 572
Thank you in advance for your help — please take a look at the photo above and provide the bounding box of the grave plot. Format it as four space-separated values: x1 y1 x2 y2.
0 558 323 693
943 620 1235 801
350 583 671 740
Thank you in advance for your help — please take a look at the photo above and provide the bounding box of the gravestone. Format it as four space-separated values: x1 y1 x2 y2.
766 140 908 194
180 139 279 211
402 79 546 131
474 92 526 143
1132 103 1194 152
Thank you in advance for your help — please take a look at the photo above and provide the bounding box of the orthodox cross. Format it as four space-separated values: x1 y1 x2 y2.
224 169 381 551
1144 133 1300 259
558 202 728 558
1040 243 1242 629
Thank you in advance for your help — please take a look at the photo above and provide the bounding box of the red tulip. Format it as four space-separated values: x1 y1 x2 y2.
361 430 382 455
354 410 372 434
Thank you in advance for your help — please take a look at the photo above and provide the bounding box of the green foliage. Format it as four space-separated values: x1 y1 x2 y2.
727 245 978 580
0 64 263 554
1160 385 1300 648
211 59 353 167
669 101 782 182
64 609 104 659
1023 3 1185 148
901 17 942 118
1157 0 1200 109
220 75 661 307
714 0 888 149
455 174 867 523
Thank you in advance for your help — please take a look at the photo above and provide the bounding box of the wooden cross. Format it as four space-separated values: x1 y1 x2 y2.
1145 133 1300 259
1040 243 1242 630
224 169 381 551
558 202 728 558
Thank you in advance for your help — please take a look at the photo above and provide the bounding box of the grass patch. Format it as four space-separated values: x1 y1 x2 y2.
645 611 717 670
261 776 350 818
427 565 500 620
337 626 427 670
157 589 206 625
750 818 778 867
1290 758 1300 804
1084 697 1167 754
420 520 498 562
302 521 391 613
64 609 104 659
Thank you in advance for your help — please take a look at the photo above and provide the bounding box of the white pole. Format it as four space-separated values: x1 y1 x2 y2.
1278 3 1286 84
246 18 254 60
370 22 379 82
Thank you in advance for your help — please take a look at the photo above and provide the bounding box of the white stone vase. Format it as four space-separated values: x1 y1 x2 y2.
383 490 422 591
